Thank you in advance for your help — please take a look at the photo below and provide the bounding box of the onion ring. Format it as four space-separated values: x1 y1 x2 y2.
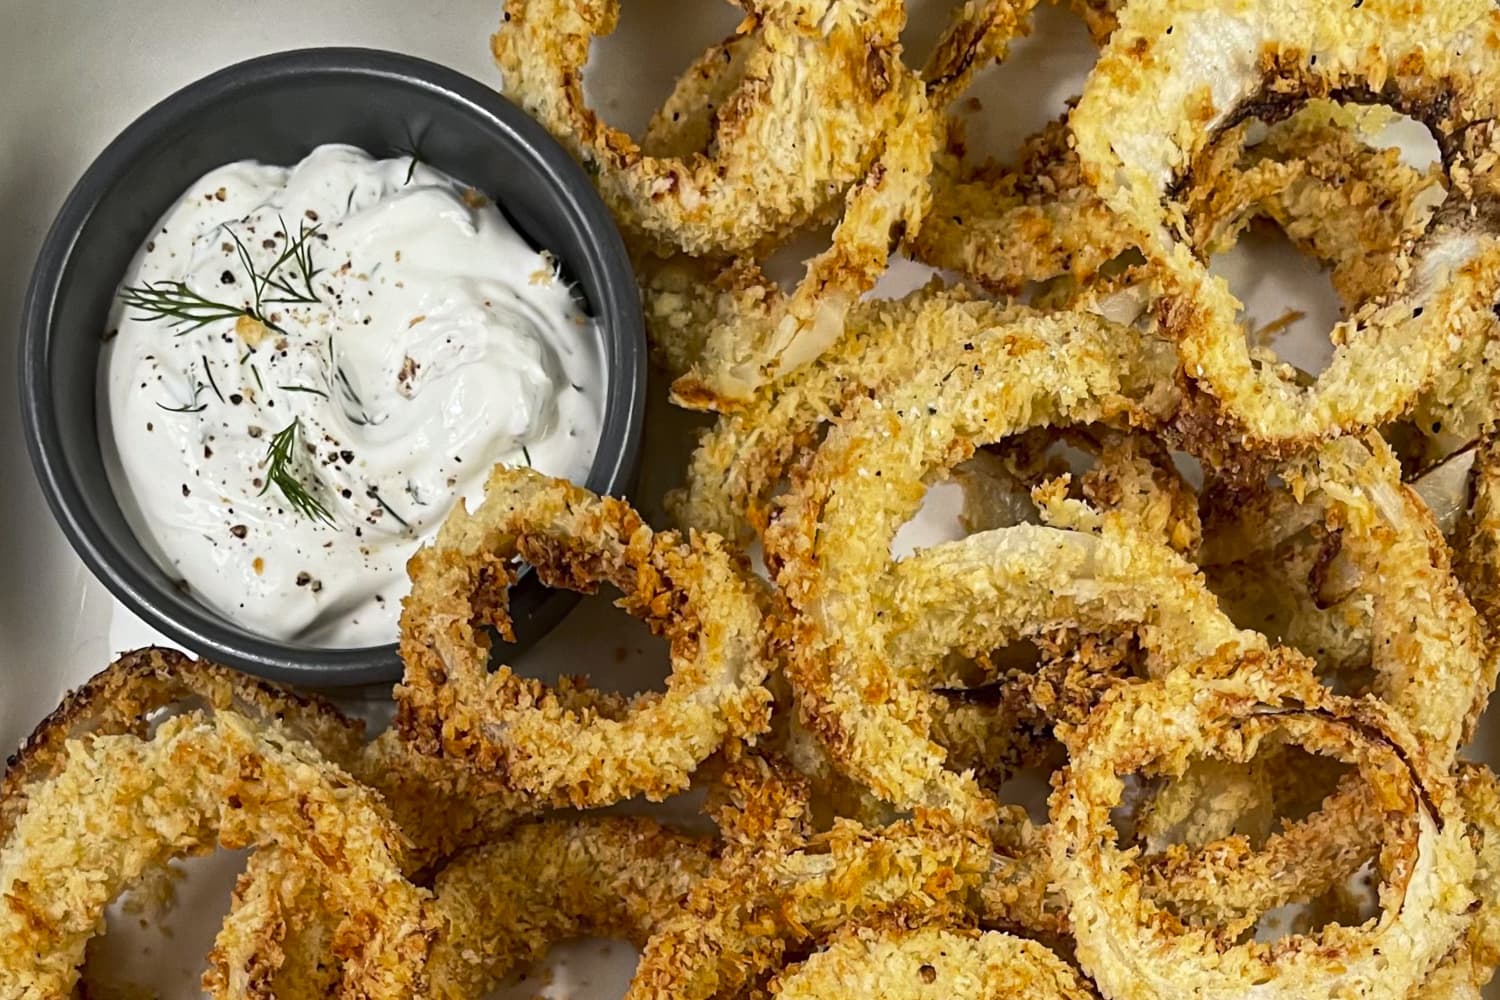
1205 436 1497 765
668 283 1038 542
0 647 365 843
1455 431 1500 635
626 816 993 1000
494 0 911 258
1050 659 1475 1000
638 1 1039 407
429 817 714 998
764 307 1179 831
0 711 436 999
768 919 1095 999
396 466 773 807
1070 0 1500 450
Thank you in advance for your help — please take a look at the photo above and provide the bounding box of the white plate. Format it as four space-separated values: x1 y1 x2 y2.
0 2 1493 996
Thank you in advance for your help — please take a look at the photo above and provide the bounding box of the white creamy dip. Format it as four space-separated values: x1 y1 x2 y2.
100 144 604 647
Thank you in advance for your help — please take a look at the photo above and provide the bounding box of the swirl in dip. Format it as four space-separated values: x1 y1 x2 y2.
99 144 604 646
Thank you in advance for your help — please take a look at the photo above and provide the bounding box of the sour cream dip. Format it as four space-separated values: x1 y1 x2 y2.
99 144 604 647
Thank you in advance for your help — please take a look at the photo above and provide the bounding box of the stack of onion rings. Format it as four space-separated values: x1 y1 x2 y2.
9 0 1500 995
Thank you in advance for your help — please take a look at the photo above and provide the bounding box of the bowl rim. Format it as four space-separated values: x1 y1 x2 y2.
18 46 647 686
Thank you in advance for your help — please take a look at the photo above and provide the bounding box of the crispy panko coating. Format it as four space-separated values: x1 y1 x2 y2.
634 0 1039 407
627 816 993 1000
0 711 436 999
769 918 1095 999
14 0 1500 995
663 73 938 408
495 0 910 259
204 850 342 1000
1070 0 1500 449
669 282 1038 543
0 647 366 844
1202 437 1498 765
397 466 773 807
764 304 1178 832
498 0 951 406
1412 763 1500 997
429 817 714 998
1051 658 1476 1000
1455 432 1500 636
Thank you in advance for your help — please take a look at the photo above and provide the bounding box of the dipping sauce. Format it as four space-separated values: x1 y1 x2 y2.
99 144 604 647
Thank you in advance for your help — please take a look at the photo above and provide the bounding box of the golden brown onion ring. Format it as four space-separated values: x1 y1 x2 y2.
494 0 909 258
0 647 365 843
765 307 1180 831
1206 437 1497 766
663 77 938 408
626 816 994 1000
396 466 773 807
0 711 435 999
1050 659 1475 1000
769 919 1095 999
1455 431 1500 636
668 282 1034 542
429 817 714 999
638 0 1041 407
204 851 340 1000
1071 0 1500 449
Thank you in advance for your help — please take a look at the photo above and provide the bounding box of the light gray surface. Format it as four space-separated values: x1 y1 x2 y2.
0 1 1493 996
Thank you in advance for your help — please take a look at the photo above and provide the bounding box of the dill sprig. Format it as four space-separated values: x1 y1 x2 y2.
259 418 336 527
255 216 323 305
396 125 428 186
120 221 322 337
119 283 250 336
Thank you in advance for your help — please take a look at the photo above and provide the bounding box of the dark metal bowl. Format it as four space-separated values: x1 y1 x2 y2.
19 48 646 685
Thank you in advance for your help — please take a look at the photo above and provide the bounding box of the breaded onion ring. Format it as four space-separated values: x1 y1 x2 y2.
429 817 714 998
768 919 1095 999
0 647 365 843
396 466 772 807
765 306 1178 831
495 0 912 258
1050 659 1475 1000
626 817 992 1000
668 283 1036 542
1455 431 1500 636
1200 437 1497 765
205 851 342 1000
0 711 435 999
1070 0 1500 449
634 1 1036 407
662 78 937 408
